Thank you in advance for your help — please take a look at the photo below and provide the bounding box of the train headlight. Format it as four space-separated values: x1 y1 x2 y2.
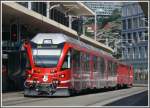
28 74 32 78
55 80 59 84
59 74 65 78
43 75 48 82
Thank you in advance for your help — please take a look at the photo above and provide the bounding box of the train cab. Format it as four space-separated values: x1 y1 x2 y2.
24 33 72 96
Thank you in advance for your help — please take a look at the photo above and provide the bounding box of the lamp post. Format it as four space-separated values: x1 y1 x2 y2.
94 12 97 41
82 16 88 36
94 8 104 41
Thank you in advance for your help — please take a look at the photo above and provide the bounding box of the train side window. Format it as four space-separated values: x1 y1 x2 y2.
62 50 70 70
111 62 117 76
25 51 31 70
93 56 98 72
108 61 112 76
81 52 86 71
72 49 80 74
81 52 89 72
84 54 87 72
111 62 115 76
111 62 114 76
86 53 90 72
87 54 90 72
114 63 117 76
99 57 105 77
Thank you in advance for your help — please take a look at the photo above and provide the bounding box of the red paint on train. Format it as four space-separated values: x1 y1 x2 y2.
23 34 133 96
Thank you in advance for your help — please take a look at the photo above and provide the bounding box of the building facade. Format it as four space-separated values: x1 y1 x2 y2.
84 2 121 17
121 2 148 81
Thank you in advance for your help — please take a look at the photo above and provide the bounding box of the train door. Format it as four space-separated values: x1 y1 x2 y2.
112 62 117 87
107 60 112 87
83 53 90 89
93 56 98 88
80 52 88 89
103 58 108 88
71 49 82 91
107 60 117 87
106 59 114 87
99 56 105 88
89 55 94 89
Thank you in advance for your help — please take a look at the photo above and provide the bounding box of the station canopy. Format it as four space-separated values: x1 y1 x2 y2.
59 2 95 16
2 2 113 54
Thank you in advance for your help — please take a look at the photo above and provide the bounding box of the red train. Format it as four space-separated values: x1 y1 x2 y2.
23 33 133 96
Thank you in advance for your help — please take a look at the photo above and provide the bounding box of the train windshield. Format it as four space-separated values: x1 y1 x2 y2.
32 49 62 67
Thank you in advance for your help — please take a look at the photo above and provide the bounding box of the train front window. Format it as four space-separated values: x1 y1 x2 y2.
32 49 61 67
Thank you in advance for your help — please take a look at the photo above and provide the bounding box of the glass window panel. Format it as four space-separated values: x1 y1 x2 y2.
122 20 126 30
127 19 132 29
133 32 138 43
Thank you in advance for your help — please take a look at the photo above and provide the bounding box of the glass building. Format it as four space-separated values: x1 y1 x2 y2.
121 2 148 81
84 2 121 17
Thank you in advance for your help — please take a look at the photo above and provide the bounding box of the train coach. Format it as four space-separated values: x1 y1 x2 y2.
23 33 133 96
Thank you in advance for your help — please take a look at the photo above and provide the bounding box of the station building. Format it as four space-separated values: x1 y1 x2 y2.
121 2 148 81
2 2 113 91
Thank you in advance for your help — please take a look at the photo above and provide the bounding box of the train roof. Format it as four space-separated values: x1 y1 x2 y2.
31 33 113 57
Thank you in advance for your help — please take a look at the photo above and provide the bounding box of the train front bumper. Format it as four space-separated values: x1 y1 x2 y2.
24 83 70 96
